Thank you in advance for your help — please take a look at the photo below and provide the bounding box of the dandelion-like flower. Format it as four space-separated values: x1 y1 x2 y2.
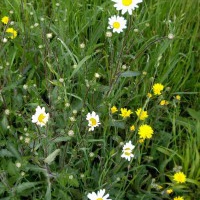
174 197 184 200
119 108 133 119
173 172 186 183
166 189 173 194
6 28 17 39
175 95 181 100
160 100 169 106
1 16 9 24
108 15 127 33
135 108 148 120
147 93 152 98
152 83 164 95
87 189 111 200
86 111 100 131
121 141 135 161
130 125 135 131
138 124 154 139
111 106 118 114
32 106 49 127
112 0 143 15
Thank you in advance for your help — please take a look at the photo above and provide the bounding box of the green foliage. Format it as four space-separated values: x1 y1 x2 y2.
0 0 199 199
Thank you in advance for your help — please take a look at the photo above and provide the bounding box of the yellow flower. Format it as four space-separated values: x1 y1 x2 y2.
175 95 181 100
147 93 152 98
166 189 173 194
174 196 184 200
119 108 133 119
138 124 154 139
111 106 118 114
6 28 17 39
160 100 169 106
138 138 144 143
130 125 135 131
1 16 9 24
152 83 164 95
135 108 148 120
173 172 186 183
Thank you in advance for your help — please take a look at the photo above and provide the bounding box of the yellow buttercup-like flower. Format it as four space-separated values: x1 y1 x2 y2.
1 16 9 24
173 172 186 183
130 125 135 131
119 108 133 119
173 196 184 200
175 95 181 100
166 189 173 194
138 124 154 139
135 108 148 120
160 100 169 106
152 83 164 95
111 106 118 114
6 28 17 39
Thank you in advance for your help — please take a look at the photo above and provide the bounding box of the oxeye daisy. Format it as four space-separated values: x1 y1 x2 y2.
87 189 111 200
31 106 49 127
86 111 100 131
108 15 127 33
121 141 135 161
112 0 143 15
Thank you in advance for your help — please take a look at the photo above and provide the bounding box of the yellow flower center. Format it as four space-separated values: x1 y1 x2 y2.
96 198 103 200
90 118 97 126
38 113 45 123
125 151 131 156
125 148 131 151
113 22 120 29
122 0 132 6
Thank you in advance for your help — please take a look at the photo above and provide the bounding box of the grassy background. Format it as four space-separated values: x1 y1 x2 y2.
0 0 200 199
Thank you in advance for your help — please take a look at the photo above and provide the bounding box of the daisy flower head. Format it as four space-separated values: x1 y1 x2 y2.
108 15 127 33
173 172 186 183
86 111 100 131
6 28 17 39
152 83 164 95
119 108 133 119
112 0 142 15
112 0 143 15
87 189 111 200
121 141 135 161
32 106 49 127
138 124 154 139
135 108 148 120
1 16 9 24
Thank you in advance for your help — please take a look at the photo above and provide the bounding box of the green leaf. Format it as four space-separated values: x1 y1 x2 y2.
44 149 60 165
120 71 141 77
187 108 200 121
52 137 71 143
15 182 40 194
0 149 14 157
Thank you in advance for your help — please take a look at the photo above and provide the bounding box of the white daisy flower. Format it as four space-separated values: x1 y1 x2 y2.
108 15 127 33
121 141 135 161
87 189 111 200
86 111 100 131
31 106 49 127
112 0 143 15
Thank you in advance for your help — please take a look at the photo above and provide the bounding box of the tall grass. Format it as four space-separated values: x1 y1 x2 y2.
0 0 199 199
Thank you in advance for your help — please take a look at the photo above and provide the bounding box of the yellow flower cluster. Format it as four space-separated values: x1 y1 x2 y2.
1 16 18 39
152 83 164 95
160 100 169 106
173 171 186 183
